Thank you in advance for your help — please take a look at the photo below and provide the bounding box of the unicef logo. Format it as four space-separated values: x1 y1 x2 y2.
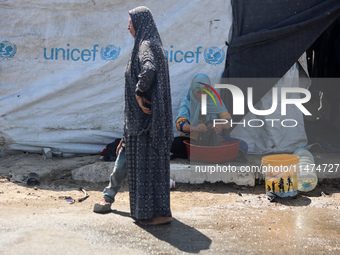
100 45 120 61
203 47 225 66
0 41 17 60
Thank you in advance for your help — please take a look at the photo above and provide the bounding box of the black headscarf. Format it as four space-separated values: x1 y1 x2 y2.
124 6 173 153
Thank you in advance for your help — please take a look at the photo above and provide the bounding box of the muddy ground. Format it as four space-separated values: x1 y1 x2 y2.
0 152 340 255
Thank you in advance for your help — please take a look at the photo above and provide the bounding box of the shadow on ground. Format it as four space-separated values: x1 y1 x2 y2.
137 218 212 253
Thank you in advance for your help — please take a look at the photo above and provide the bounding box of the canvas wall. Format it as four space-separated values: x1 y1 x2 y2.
0 0 232 155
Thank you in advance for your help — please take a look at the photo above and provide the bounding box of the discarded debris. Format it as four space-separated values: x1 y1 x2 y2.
321 191 328 197
42 148 52 159
27 172 40 186
267 192 279 202
59 195 75 203
58 188 89 204
78 187 89 202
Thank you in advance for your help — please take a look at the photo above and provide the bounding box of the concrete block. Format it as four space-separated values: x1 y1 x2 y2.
72 161 255 186
170 163 255 186
71 162 115 183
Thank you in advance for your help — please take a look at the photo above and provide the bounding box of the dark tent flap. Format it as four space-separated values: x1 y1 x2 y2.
223 0 340 121
226 0 340 78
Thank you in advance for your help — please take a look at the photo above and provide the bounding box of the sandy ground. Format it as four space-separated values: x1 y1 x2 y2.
0 152 340 255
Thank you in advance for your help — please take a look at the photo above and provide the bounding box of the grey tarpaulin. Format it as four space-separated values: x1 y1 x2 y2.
0 0 232 155
223 0 340 121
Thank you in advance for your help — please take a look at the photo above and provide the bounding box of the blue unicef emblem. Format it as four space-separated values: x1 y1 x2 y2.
100 45 120 61
203 47 225 66
0 41 17 60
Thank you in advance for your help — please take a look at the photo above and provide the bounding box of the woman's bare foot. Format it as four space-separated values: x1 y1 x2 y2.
139 216 172 226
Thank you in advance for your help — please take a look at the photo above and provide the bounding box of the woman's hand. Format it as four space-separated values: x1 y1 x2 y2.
136 95 151 114
116 138 124 156
193 123 207 133
212 124 223 133
213 120 230 133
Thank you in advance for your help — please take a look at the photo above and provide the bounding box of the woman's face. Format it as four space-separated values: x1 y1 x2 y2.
194 88 207 102
128 16 136 38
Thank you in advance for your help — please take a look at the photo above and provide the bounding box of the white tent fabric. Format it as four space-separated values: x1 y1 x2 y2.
230 54 311 154
0 0 232 155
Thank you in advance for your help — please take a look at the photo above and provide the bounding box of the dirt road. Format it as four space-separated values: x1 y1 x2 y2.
0 153 340 254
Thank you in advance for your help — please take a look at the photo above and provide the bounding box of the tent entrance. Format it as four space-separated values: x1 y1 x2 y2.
304 17 340 152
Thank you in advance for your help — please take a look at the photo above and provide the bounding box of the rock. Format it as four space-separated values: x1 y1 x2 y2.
42 148 52 159
71 162 115 183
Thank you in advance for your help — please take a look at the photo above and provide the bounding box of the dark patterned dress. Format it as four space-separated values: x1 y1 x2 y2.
124 6 173 220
